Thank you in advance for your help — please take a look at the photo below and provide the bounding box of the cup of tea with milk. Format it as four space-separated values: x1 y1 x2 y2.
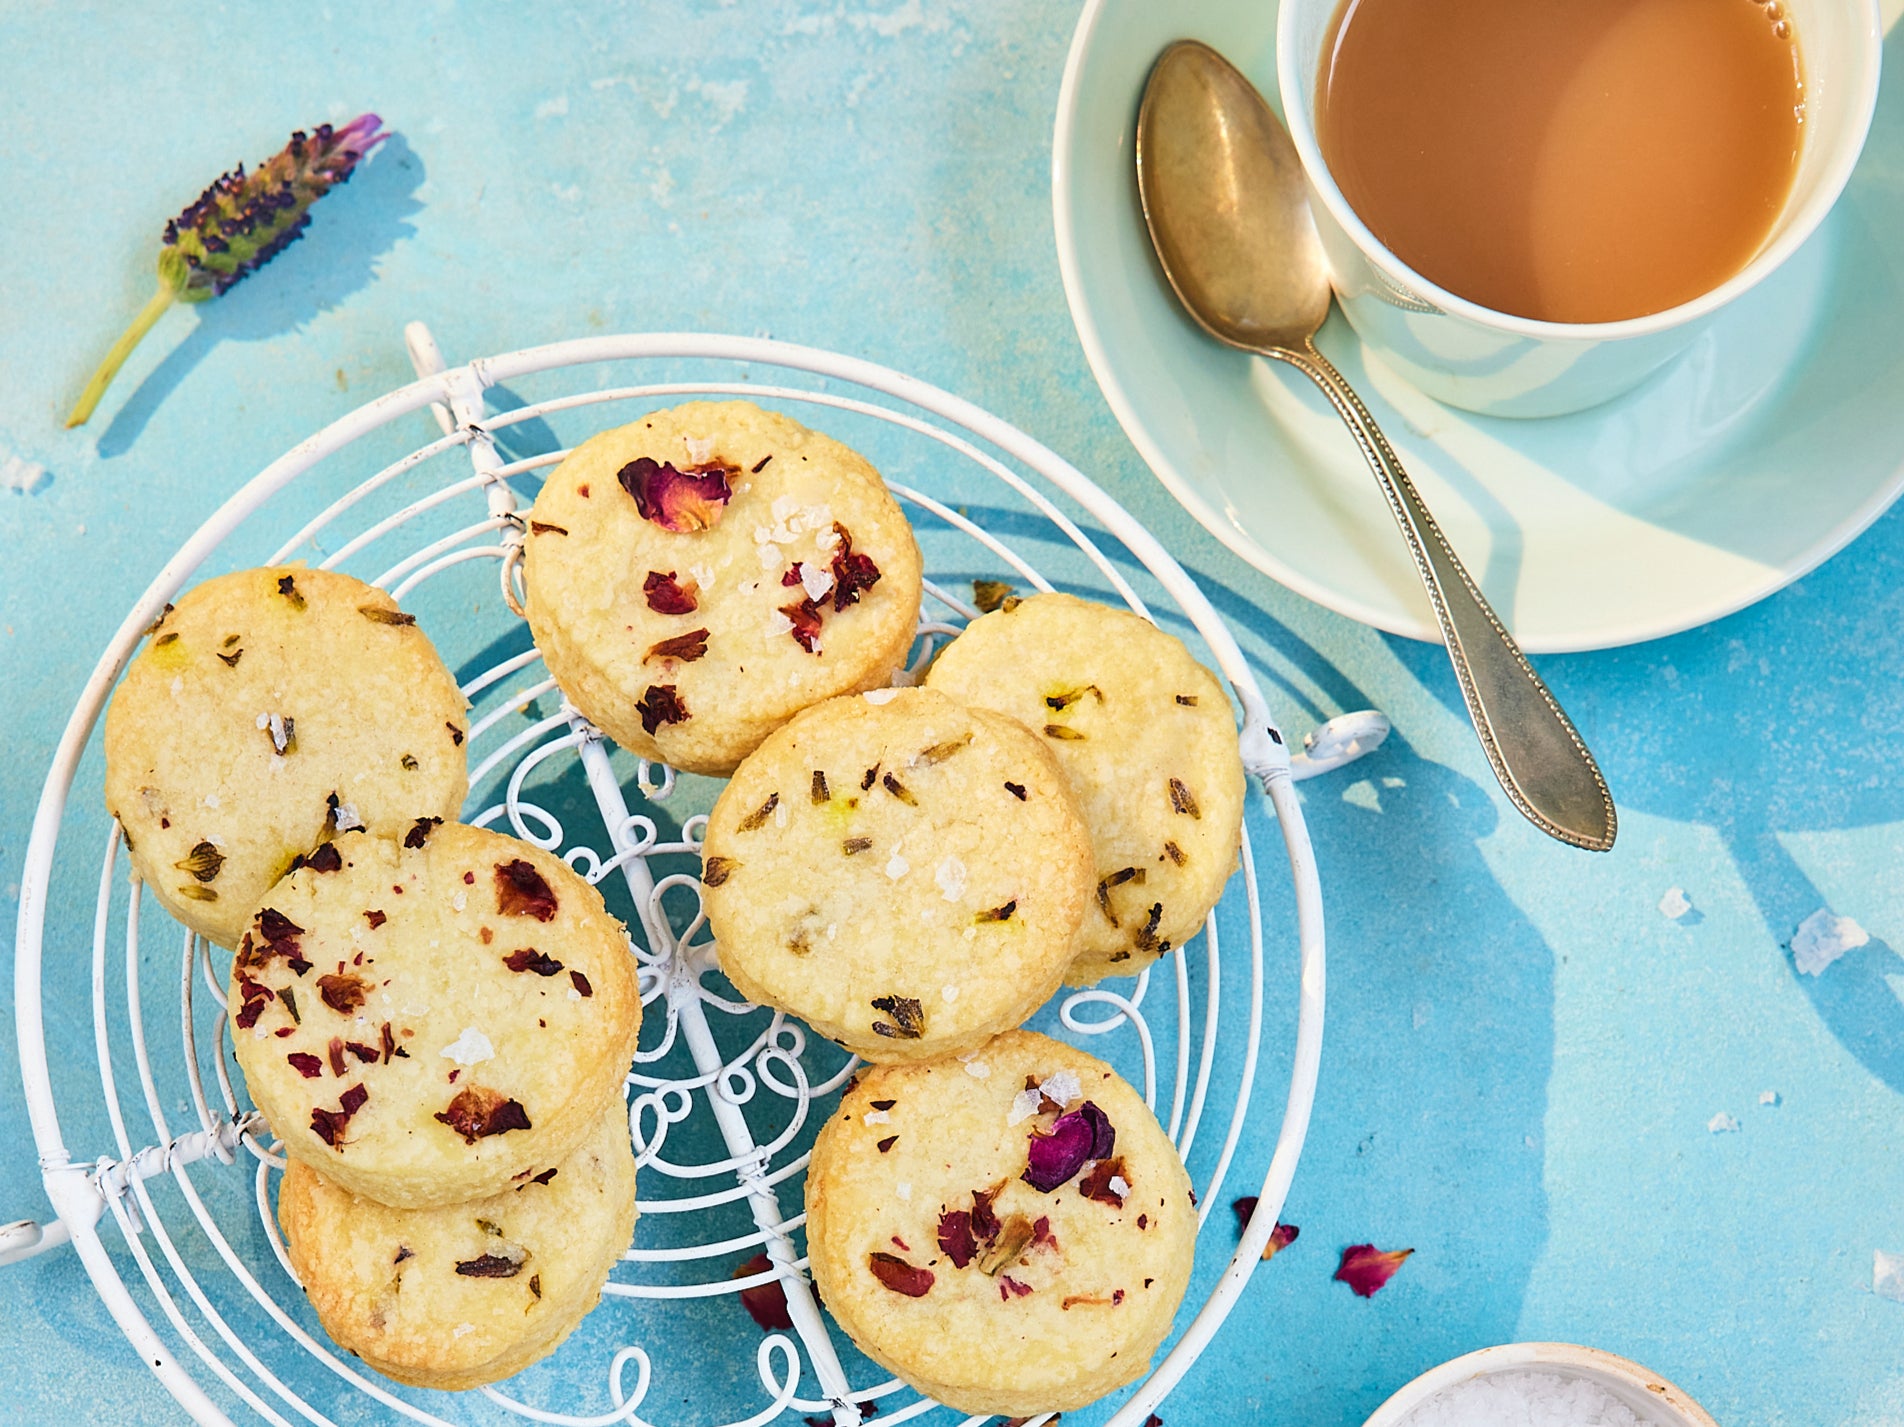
1276 0 1883 417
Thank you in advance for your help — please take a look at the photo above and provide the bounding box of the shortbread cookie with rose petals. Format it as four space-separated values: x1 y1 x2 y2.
230 822 639 1209
805 1030 1196 1417
104 565 469 949
279 1093 636 1391
700 688 1092 1062
927 592 1245 984
523 401 923 775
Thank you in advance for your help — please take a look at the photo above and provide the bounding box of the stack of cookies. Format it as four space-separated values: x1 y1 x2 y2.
520 402 1242 1415
105 568 641 1389
105 400 1247 1415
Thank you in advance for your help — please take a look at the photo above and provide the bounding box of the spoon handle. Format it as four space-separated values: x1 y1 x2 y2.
1282 342 1616 851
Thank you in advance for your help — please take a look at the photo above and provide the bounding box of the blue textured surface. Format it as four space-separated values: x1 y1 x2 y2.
4 3 1903 1424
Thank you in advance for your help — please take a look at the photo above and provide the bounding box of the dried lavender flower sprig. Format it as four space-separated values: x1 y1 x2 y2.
65 114 387 428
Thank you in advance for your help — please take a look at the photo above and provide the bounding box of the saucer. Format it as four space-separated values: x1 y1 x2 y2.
1054 0 1904 652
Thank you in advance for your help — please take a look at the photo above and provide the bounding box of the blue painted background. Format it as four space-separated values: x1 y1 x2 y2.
4 3 1904 1423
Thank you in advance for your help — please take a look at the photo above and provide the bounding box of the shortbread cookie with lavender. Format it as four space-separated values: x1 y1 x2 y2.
104 566 469 949
279 1093 636 1391
926 592 1246 984
230 822 640 1210
806 1030 1196 1417
700 688 1092 1062
522 401 923 776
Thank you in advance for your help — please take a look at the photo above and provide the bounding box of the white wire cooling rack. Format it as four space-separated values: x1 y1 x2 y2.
7 327 1387 1427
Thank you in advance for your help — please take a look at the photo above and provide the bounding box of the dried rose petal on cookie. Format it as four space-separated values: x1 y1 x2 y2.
617 456 734 532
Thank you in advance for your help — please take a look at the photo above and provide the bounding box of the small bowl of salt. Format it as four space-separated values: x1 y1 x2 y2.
1362 1343 1718 1427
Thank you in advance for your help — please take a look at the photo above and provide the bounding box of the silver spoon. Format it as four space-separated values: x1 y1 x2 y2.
1135 39 1616 852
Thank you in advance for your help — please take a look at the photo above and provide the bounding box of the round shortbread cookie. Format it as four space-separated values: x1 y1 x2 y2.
279 1093 636 1391
523 401 924 776
701 688 1093 1063
230 822 640 1209
104 566 470 950
926 592 1246 984
806 1030 1196 1417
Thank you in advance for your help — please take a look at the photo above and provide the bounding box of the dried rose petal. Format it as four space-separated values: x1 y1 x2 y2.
829 523 882 611
504 948 565 977
403 816 443 849
569 969 593 998
234 973 274 1029
302 843 344 874
1031 1216 1054 1248
364 909 387 929
1264 1222 1300 1260
316 973 370 1015
643 570 699 615
702 855 737 887
1022 1100 1114 1193
435 1086 533 1144
999 1274 1032 1299
310 1084 367 1147
454 1252 524 1278
645 628 710 663
1335 1243 1412 1297
254 908 305 962
734 1252 793 1330
780 596 824 653
636 683 690 735
1079 1155 1129 1207
495 859 558 921
287 1052 323 1079
867 1251 933 1298
344 1041 379 1063
972 579 1014 613
971 1185 1002 1243
937 1210 977 1268
618 456 734 532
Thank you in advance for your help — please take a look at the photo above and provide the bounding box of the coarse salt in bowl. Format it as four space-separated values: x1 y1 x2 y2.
1361 1344 1719 1427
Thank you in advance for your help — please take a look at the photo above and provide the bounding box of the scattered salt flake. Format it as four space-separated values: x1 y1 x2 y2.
757 542 785 570
330 801 364 833
941 984 959 1003
863 1109 892 1125
453 1323 476 1339
1398 1368 1644 1427
567 985 583 1000
1041 1070 1083 1108
964 1060 990 1079
202 793 220 808
1760 1090 1781 1107
863 688 899 704
1708 1112 1740 1134
255 713 271 730
895 1181 912 1201
799 562 835 601
1108 1175 1131 1197
1 452 48 495
1658 886 1692 920
1007 1088 1044 1126
685 436 716 463
452 892 467 912
1793 908 1869 975
1876 1250 1904 1302
440 1027 495 1065
935 856 967 902
885 850 910 880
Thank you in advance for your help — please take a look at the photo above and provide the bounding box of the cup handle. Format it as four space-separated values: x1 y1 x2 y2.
1279 341 1617 851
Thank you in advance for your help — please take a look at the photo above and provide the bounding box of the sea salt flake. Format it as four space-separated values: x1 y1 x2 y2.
766 608 795 636
1793 908 1869 975
1708 1112 1740 1134
771 494 798 520
863 688 899 704
684 436 715 463
1041 1070 1083 1108
330 801 364 833
863 1109 892 1125
452 892 467 912
1760 1090 1780 1107
758 542 787 570
1876 1250 1904 1302
255 713 271 730
453 1323 476 1339
935 856 967 902
964 1060 990 1079
1008 1089 1044 1126
440 1027 495 1065
1659 886 1692 919
941 984 959 1003
895 1181 912 1201
799 562 835 601
886 850 910 880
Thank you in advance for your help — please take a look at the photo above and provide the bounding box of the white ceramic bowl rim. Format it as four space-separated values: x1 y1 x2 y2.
1274 0 1886 345
1358 1342 1720 1427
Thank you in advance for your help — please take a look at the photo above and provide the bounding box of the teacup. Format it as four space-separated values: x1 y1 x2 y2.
1275 0 1884 418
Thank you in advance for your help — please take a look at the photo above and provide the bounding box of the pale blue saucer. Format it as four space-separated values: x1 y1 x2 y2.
1054 0 1904 652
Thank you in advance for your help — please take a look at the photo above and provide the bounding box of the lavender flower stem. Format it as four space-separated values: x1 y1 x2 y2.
65 283 178 429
